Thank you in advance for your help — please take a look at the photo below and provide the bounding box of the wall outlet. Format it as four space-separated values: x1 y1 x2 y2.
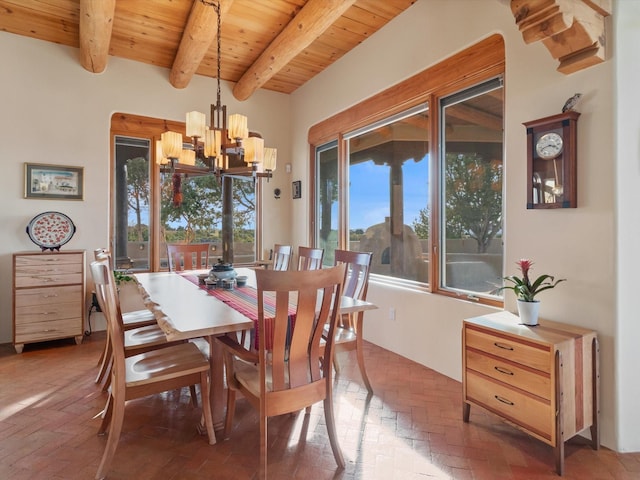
388 307 396 321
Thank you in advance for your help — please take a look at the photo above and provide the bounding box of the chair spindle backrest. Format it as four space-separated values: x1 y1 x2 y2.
297 246 324 271
255 265 345 394
272 244 292 271
334 250 372 301
167 243 210 271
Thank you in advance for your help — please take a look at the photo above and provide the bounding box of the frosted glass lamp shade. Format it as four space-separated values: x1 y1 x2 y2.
263 147 277 171
228 113 248 140
179 149 196 166
186 111 206 139
243 137 264 164
155 140 170 165
161 131 183 159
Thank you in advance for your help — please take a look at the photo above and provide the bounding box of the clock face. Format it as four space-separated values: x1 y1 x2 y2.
535 132 563 159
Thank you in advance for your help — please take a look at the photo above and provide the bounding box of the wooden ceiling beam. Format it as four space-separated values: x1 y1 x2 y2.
510 0 611 75
233 0 357 101
79 0 116 73
169 0 235 90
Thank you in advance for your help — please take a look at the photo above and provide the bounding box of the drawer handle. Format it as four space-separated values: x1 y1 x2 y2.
493 342 514 351
43 294 59 298
494 366 514 376
495 395 514 406
36 276 54 282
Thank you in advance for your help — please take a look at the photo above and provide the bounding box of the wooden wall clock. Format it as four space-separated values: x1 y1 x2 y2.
523 111 579 209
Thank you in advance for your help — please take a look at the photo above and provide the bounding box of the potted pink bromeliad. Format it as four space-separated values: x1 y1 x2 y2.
500 259 566 326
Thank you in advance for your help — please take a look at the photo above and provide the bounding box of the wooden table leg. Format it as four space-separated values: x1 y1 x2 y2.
208 335 226 431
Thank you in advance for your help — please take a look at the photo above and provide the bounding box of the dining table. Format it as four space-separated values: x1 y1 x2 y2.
133 266 377 439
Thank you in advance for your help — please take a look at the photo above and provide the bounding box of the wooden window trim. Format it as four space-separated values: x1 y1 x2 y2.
308 34 505 146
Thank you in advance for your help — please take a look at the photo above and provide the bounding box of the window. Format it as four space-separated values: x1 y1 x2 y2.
111 114 260 271
438 79 504 300
158 170 257 267
309 35 504 305
315 140 338 266
345 105 430 283
113 136 151 270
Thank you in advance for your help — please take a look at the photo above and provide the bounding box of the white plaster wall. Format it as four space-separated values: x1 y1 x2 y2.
614 0 640 453
290 0 629 451
0 34 291 342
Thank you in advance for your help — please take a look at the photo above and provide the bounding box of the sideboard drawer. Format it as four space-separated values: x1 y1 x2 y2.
465 325 551 373
466 370 552 441
14 265 83 288
465 348 551 400
15 318 81 343
14 302 81 324
15 285 81 307
15 253 85 268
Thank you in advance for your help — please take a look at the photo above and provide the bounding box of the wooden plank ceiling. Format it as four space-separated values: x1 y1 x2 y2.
0 0 416 100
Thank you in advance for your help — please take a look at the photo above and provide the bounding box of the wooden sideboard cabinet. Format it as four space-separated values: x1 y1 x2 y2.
13 250 86 353
462 311 599 475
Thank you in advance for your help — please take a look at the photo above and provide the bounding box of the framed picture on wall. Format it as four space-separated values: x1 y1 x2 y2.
292 180 301 199
24 163 84 200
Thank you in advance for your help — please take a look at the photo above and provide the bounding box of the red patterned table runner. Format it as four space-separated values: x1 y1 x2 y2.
180 273 294 349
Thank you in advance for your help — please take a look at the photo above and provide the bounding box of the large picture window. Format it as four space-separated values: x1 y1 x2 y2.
309 35 505 305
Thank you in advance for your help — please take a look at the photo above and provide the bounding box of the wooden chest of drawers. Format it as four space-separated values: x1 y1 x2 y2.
462 311 599 475
13 250 86 353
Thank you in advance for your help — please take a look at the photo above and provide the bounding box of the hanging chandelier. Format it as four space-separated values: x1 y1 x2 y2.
157 0 277 180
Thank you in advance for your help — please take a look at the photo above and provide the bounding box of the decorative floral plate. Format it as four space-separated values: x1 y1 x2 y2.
26 211 76 251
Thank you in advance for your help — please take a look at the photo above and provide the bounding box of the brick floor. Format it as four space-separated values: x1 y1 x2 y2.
1 334 638 479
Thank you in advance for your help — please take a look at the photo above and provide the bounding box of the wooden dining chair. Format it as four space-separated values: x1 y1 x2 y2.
93 248 158 387
167 243 211 271
216 265 347 479
93 250 193 403
271 244 292 271
324 249 374 394
297 246 324 271
91 258 215 480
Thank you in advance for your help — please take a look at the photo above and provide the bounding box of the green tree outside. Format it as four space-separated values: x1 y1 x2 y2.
412 153 502 253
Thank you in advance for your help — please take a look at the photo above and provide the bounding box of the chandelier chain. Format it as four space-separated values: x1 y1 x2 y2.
200 0 222 109
216 0 221 107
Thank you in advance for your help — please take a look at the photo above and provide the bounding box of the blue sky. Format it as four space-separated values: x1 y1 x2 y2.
348 155 429 230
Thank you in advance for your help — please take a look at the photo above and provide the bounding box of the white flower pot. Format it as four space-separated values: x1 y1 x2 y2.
517 299 540 326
